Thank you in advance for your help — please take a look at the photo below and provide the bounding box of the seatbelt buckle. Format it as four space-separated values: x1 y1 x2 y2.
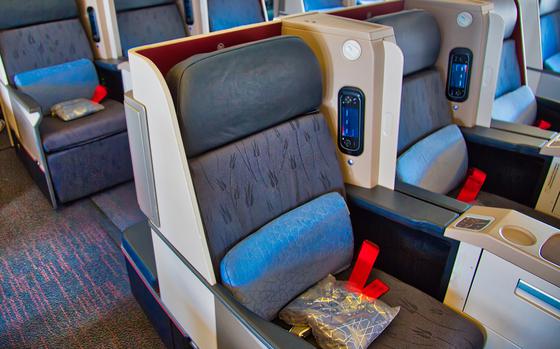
363 279 390 299
457 167 487 203
536 119 552 130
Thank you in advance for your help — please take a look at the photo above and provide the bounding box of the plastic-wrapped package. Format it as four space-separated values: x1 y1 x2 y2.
279 275 399 349
51 98 104 121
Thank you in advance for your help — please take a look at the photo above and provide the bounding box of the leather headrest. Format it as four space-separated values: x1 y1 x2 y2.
166 36 323 158
540 0 560 16
493 0 518 39
0 0 78 30
369 10 441 76
115 0 175 12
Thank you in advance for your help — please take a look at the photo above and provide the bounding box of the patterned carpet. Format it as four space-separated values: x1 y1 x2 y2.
0 149 164 348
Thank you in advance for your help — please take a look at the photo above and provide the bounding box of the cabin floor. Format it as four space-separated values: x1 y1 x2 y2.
0 129 164 348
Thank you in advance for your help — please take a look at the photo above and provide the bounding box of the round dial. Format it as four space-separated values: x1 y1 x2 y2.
457 12 473 28
342 40 361 61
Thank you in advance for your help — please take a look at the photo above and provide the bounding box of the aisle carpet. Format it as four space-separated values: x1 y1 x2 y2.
0 149 164 348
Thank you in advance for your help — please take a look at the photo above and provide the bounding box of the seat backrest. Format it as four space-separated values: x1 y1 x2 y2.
207 0 266 32
492 0 537 124
115 0 187 58
0 0 93 85
166 36 351 319
540 0 560 63
370 10 469 194
304 0 345 11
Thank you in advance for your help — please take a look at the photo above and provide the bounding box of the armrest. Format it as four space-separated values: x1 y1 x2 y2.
7 85 41 114
490 119 557 140
346 184 460 236
394 182 470 214
213 285 314 349
95 58 128 72
461 126 547 156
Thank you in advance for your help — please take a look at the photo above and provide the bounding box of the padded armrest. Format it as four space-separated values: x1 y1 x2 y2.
395 181 470 214
346 184 460 236
490 119 557 140
95 58 128 72
213 285 314 349
7 85 41 114
461 126 547 155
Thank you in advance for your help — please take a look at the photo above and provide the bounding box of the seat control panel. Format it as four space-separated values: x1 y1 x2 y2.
446 47 473 102
338 87 365 156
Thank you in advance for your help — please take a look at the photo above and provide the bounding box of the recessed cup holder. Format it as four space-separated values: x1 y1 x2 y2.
500 225 537 246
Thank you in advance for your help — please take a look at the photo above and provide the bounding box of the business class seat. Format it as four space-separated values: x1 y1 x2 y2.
115 0 188 59
0 0 132 206
207 0 267 31
491 0 542 125
165 35 484 348
369 10 560 228
540 0 560 73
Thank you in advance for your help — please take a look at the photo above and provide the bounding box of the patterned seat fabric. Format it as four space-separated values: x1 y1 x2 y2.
115 1 187 57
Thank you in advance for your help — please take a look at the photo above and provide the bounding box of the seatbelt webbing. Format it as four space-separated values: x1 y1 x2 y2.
457 167 487 203
536 119 552 130
91 85 108 103
347 241 389 299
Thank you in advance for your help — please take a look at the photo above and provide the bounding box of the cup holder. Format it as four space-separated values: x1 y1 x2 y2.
500 226 537 246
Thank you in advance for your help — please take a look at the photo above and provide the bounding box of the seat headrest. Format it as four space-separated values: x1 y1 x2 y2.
115 0 175 12
493 0 518 38
540 0 560 16
0 0 78 30
369 9 440 76
166 36 323 158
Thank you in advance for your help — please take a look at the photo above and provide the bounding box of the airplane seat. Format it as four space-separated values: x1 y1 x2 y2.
115 0 187 58
370 9 560 228
540 0 560 72
304 0 346 12
0 0 132 206
206 0 267 32
165 35 484 348
492 0 538 125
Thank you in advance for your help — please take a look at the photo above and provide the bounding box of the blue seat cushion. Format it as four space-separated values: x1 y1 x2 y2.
40 99 127 153
495 39 522 98
540 11 560 63
14 59 99 114
492 85 537 125
397 124 468 195
304 0 344 11
220 192 353 320
544 52 560 73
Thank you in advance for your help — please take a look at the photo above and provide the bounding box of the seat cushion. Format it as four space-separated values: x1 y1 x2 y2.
338 269 484 348
495 39 522 99
492 85 537 125
40 99 127 153
14 58 98 114
190 113 345 275
221 192 353 320
540 11 560 62
207 0 266 32
544 52 560 73
397 124 468 195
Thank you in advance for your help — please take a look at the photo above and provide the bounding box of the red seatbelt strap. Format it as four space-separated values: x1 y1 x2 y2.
536 119 552 130
91 85 108 103
457 167 487 203
347 241 389 299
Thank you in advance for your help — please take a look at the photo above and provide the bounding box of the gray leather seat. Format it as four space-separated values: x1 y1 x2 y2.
369 9 560 228
166 35 483 348
492 0 538 125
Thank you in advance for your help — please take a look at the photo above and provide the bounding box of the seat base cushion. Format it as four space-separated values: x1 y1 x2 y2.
289 268 484 348
41 99 127 153
47 131 133 203
492 85 537 125
544 52 560 73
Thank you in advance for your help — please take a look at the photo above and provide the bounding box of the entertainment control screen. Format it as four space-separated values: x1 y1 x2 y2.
338 87 365 156
446 48 473 102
